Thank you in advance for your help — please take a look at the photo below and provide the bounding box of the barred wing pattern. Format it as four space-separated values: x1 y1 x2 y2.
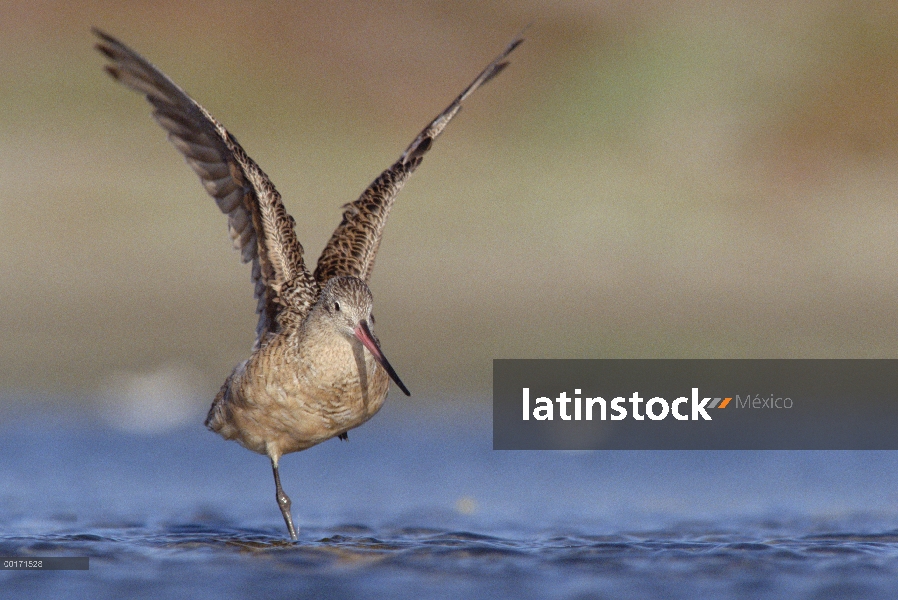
313 34 524 285
94 29 319 347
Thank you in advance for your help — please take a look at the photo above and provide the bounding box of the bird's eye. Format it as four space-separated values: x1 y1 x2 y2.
333 302 341 312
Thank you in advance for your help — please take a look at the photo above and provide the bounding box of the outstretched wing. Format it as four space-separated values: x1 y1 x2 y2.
314 33 524 285
94 29 319 347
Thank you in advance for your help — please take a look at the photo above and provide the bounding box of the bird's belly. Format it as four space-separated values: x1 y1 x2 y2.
220 352 391 457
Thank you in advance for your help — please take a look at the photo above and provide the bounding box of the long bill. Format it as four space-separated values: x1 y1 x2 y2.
354 320 411 396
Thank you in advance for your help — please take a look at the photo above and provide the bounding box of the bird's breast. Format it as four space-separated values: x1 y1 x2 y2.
219 331 391 456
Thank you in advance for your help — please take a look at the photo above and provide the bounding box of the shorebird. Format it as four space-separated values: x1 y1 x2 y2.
94 28 521 539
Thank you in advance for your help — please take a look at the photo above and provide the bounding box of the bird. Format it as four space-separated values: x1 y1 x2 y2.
94 27 522 540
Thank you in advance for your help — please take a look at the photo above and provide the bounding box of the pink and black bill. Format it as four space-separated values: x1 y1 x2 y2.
354 320 411 396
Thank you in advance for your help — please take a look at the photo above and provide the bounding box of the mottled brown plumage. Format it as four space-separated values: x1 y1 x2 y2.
313 36 521 284
94 27 522 540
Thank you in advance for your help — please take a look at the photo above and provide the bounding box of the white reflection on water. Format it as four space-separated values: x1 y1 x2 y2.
95 364 209 433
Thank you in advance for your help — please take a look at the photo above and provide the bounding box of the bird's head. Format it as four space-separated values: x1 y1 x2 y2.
317 276 410 396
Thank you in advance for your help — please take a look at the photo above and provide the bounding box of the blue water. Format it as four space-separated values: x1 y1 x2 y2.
3 399 898 598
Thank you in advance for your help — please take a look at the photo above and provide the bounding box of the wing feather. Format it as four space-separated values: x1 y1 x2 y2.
94 28 318 347
314 33 524 284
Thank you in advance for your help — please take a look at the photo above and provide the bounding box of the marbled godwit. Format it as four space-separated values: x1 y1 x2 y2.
94 28 522 540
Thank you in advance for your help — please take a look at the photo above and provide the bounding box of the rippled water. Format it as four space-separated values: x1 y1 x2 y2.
7 519 898 598
4 400 898 598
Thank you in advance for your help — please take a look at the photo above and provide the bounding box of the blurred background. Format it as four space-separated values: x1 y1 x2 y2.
2 0 898 431
7 10 898 596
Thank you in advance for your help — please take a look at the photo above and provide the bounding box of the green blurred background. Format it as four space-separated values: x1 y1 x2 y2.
2 1 898 428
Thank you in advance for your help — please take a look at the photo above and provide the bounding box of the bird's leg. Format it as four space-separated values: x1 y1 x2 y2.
270 457 298 541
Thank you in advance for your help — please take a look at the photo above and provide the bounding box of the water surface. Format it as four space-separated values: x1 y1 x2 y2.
3 400 898 598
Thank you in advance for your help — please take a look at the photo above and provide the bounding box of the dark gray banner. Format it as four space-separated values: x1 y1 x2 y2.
493 359 898 450
0 557 89 570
